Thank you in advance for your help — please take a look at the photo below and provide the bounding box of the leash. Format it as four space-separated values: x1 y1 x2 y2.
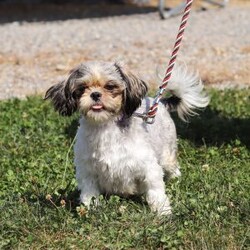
134 0 194 124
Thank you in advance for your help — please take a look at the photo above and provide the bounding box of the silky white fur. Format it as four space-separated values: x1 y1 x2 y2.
72 63 209 215
159 64 210 121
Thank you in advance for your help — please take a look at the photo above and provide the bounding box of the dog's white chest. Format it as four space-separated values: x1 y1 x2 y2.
74 120 151 195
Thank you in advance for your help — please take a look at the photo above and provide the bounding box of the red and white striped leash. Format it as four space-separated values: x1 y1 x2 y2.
134 0 194 124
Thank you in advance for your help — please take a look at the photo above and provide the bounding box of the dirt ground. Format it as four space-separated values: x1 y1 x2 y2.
0 0 249 99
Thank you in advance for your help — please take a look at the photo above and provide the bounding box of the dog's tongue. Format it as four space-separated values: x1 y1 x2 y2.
92 104 103 110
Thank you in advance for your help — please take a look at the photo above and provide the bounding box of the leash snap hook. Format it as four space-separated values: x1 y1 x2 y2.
144 116 155 124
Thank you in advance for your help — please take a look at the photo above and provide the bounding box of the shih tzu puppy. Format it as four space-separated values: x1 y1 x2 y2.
45 61 209 215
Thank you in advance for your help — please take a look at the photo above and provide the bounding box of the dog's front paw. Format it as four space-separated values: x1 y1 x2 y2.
146 190 172 216
157 202 172 216
80 193 99 209
169 167 181 179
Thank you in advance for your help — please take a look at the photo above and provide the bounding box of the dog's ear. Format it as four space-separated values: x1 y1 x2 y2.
44 65 85 116
114 63 148 117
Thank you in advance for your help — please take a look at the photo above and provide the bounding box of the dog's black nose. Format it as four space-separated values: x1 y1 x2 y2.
90 91 102 101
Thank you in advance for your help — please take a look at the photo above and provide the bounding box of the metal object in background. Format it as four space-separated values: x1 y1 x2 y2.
159 0 229 19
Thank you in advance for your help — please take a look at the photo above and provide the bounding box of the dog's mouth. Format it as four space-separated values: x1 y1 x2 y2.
91 103 104 112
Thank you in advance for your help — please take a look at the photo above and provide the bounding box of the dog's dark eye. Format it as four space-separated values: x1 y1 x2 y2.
73 85 86 99
105 83 117 91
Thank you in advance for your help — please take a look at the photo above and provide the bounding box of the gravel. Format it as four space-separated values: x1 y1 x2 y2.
0 2 249 99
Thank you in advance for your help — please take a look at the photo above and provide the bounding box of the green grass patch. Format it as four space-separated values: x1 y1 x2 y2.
0 89 249 249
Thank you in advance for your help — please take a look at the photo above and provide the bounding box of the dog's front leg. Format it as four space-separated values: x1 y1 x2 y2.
76 172 100 208
144 167 172 216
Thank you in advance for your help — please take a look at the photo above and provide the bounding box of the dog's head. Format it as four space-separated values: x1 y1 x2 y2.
45 62 148 123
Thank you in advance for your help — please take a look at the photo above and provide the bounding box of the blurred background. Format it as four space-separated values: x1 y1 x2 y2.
0 0 249 99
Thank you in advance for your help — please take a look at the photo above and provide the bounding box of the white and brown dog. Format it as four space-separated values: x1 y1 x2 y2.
45 61 209 215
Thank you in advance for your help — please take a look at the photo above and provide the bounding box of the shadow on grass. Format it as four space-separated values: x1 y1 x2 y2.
20 187 81 214
21 186 145 216
174 107 250 149
64 107 250 149
64 118 79 140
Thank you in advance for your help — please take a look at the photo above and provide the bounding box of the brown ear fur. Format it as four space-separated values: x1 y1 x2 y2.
114 63 148 117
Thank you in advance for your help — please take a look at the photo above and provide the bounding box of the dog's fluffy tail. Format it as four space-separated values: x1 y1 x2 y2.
160 65 209 121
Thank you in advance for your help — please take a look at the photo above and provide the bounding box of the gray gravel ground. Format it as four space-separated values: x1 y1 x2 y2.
0 2 249 99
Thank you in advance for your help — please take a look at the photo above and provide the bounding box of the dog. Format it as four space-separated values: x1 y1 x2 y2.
45 61 209 215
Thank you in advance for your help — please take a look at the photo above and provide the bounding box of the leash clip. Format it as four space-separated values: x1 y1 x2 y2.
144 116 155 124
133 112 155 124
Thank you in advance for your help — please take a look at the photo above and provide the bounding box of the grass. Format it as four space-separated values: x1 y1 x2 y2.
0 88 249 249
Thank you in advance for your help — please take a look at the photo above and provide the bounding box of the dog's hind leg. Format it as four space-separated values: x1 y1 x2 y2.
160 146 181 179
144 164 172 216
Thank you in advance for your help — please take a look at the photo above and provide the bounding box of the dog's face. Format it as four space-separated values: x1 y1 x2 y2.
45 62 148 123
